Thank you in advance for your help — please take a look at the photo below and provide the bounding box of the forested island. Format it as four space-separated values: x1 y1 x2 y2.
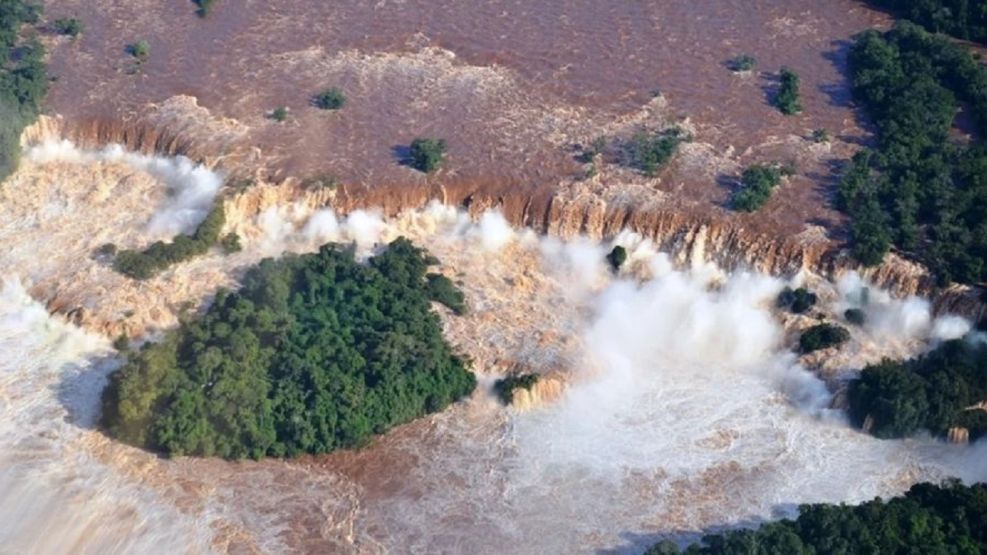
101 238 476 459
647 481 987 554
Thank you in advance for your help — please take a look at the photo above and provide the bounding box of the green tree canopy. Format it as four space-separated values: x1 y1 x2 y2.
102 238 476 459
848 338 987 439
840 22 987 283
648 480 987 554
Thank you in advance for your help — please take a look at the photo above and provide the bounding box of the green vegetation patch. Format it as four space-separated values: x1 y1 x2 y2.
775 67 802 115
425 273 467 315
127 39 150 61
313 87 346 110
627 127 688 176
844 307 867 326
607 245 627 272
52 17 82 37
731 164 786 212
840 22 987 283
866 0 987 44
848 338 987 440
648 480 987 554
101 238 477 459
112 204 226 280
0 0 47 183
493 374 540 405
269 106 288 122
777 286 818 314
409 138 447 173
192 0 214 17
798 323 850 354
727 54 757 72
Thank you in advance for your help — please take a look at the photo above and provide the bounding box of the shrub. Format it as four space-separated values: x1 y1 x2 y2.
112 334 130 352
269 106 288 122
798 323 850 354
53 17 82 37
220 232 241 253
777 286 817 314
409 138 447 173
728 54 757 72
101 238 476 459
313 87 345 110
775 67 802 115
811 128 830 143
628 127 687 176
192 0 214 17
127 40 150 61
97 243 118 257
607 245 627 272
844 308 866 325
426 272 467 315
731 164 784 212
113 204 225 279
494 374 540 405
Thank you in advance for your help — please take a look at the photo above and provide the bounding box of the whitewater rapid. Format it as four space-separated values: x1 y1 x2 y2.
1 143 985 553
0 280 215 553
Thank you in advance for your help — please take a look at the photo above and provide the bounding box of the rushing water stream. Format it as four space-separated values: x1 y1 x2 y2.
1 148 985 553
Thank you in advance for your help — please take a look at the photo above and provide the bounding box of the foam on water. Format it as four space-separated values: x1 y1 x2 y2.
0 279 214 553
26 140 223 238
2 142 985 552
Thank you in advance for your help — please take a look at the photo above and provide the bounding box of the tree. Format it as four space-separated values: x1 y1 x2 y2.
728 54 757 72
269 106 288 122
52 18 82 38
425 273 467 315
313 87 345 110
192 0 214 17
409 138 447 173
493 374 539 405
777 287 817 314
627 127 688 176
844 308 866 325
607 245 627 272
776 67 802 115
732 164 785 212
127 40 150 61
798 323 850 354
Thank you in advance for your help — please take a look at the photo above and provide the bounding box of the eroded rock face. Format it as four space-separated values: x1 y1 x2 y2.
949 427 971 445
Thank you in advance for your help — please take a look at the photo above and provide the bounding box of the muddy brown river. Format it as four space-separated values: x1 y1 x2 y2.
10 2 982 554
